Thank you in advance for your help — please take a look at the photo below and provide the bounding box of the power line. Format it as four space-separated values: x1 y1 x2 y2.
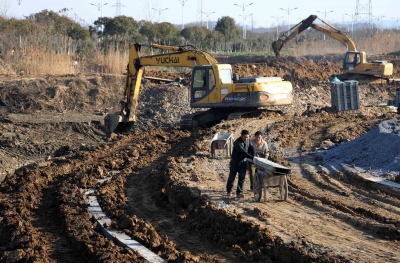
197 0 206 27
112 0 126 17
355 0 372 30
178 0 189 29
16 0 23 18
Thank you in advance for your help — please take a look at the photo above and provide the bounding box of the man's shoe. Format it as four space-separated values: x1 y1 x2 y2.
226 192 232 197
237 193 244 199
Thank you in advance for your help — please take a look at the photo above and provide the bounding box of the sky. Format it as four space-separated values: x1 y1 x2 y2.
4 0 400 29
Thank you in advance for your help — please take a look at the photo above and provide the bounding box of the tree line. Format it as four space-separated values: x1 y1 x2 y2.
0 9 282 59
0 9 399 65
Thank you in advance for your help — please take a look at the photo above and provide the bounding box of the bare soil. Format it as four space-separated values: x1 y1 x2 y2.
1 54 400 262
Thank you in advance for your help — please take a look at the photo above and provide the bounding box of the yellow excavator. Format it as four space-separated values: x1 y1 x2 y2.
272 15 394 83
104 43 293 136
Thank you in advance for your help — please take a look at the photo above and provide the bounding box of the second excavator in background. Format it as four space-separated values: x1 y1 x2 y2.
272 15 394 83
105 43 293 136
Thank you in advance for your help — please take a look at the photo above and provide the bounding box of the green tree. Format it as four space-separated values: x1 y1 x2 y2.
102 16 139 38
180 26 210 49
94 17 113 37
214 16 238 42
139 21 156 42
155 22 178 45
67 25 89 41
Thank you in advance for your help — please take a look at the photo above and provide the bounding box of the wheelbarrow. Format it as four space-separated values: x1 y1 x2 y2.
251 157 291 202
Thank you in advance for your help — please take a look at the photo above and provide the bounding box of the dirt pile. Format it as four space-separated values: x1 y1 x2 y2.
0 119 105 177
0 75 124 114
133 82 198 132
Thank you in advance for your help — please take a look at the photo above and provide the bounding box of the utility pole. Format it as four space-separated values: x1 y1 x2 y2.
355 0 372 30
317 10 333 40
280 7 297 31
178 0 189 30
202 11 215 30
16 0 22 18
249 13 254 32
197 0 206 27
234 2 253 39
345 13 355 38
271 16 284 40
152 7 168 23
373 15 385 31
392 17 399 30
248 13 254 39
112 0 126 17
16 0 23 48
90 1 109 33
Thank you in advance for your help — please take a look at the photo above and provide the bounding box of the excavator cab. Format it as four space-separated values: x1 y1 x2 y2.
343 51 361 71
191 66 217 103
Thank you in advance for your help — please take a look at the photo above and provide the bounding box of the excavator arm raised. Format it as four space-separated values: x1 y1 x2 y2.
271 15 394 83
272 15 356 57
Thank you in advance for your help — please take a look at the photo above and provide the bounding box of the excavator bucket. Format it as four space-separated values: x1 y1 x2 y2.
272 39 283 57
271 15 318 57
104 113 133 137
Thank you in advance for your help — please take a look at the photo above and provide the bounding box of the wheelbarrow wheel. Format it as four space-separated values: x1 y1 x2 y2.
253 172 262 202
280 175 288 201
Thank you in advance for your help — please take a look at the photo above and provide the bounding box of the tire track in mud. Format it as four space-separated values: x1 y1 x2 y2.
96 130 235 262
124 139 239 262
95 129 344 263
31 177 86 263
288 162 400 242
0 140 147 262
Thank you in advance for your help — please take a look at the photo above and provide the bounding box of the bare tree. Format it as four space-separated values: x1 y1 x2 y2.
141 0 158 23
0 0 11 18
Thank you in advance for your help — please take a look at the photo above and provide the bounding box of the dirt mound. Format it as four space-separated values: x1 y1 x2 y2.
0 119 105 176
219 54 400 82
0 74 126 114
219 55 343 83
133 82 197 132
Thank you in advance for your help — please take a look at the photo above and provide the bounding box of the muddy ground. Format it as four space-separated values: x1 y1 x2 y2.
1 54 400 262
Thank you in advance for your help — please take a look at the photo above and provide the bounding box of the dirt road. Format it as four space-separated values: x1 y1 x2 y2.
1 55 400 262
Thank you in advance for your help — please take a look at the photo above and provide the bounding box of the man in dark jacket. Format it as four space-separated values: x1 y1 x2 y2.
226 130 255 198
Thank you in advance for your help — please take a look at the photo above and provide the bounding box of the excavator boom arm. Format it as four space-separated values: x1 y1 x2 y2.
129 43 217 74
310 24 356 51
272 15 356 56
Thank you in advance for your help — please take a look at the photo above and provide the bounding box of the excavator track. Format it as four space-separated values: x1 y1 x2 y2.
179 108 283 129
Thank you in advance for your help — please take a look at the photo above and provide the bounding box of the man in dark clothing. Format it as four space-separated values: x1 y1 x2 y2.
226 130 255 198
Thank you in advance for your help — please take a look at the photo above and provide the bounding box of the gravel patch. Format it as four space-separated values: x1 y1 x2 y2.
317 119 400 176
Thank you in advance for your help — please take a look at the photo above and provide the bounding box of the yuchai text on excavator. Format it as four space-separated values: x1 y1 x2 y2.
105 43 293 136
272 15 395 83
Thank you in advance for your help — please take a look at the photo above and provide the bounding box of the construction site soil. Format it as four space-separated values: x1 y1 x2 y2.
1 54 400 262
